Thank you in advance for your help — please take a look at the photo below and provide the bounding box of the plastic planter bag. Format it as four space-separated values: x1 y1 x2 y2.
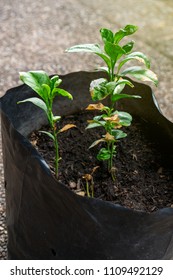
1 71 173 260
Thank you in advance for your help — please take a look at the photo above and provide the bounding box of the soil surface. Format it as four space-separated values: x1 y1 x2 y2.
29 111 173 213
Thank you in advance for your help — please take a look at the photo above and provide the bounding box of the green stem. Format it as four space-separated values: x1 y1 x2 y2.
91 179 94 198
107 141 116 181
47 100 60 178
110 143 114 170
110 60 116 82
110 142 116 181
107 141 112 172
53 129 59 178
86 181 90 197
91 184 94 198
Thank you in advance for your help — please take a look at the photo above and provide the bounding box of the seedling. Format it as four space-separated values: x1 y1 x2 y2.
67 25 158 180
86 103 130 180
82 166 99 197
18 70 75 178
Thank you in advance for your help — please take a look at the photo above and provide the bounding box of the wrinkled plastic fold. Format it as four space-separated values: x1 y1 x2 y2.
1 71 173 259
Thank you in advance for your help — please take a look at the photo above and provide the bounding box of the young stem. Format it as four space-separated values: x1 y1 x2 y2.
107 141 116 181
110 143 114 170
110 142 116 181
107 141 112 171
91 184 94 198
48 100 60 178
110 61 115 82
86 181 90 197
53 129 59 178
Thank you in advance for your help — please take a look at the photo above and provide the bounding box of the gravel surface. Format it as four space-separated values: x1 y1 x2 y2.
0 0 173 259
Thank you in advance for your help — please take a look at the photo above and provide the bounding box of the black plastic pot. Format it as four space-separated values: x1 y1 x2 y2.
1 71 173 260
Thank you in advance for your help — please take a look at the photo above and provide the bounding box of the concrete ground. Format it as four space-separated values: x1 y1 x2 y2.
0 0 173 259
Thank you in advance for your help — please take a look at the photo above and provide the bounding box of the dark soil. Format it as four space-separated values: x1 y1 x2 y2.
29 111 173 212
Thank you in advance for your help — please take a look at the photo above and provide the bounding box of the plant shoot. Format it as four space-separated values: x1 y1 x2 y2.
18 70 75 178
67 25 158 180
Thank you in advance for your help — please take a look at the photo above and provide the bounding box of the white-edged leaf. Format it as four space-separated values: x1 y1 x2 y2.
53 115 61 122
121 66 158 86
118 51 150 71
90 78 107 90
113 79 134 94
66 44 102 53
96 66 109 74
50 75 61 88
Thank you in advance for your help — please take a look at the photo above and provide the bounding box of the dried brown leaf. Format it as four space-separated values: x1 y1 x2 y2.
59 124 76 133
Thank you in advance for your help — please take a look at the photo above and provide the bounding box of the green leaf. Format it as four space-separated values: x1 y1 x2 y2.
121 66 158 86
66 44 102 53
104 42 125 62
113 79 134 94
39 130 55 141
103 81 115 93
117 111 132 126
122 41 134 54
42 84 51 99
50 75 62 89
91 87 108 101
118 52 151 72
111 93 141 102
104 79 134 99
93 115 105 121
86 121 106 129
17 97 48 115
55 88 73 99
114 25 138 44
96 53 111 69
19 71 50 98
100 28 114 43
97 148 111 161
112 129 127 139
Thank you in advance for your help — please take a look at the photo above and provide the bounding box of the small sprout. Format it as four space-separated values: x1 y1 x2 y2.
67 24 158 180
82 174 94 198
18 70 75 178
110 166 117 182
82 166 99 197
